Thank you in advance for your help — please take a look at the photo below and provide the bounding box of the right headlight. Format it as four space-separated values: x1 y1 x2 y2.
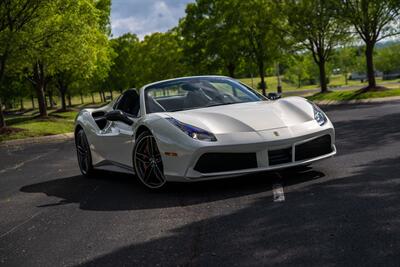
166 117 217 142
309 101 327 126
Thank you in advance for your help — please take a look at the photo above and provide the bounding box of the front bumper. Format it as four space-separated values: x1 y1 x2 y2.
155 120 336 182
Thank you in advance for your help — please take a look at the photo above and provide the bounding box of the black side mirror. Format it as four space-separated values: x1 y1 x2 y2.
105 110 133 125
267 92 282 100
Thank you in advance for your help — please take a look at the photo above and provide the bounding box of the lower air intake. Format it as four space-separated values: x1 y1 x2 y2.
194 153 257 173
295 135 332 161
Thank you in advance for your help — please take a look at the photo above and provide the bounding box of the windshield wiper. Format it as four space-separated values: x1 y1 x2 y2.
205 102 237 108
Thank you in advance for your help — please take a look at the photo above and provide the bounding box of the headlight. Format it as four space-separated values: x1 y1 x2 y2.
310 102 327 126
166 117 217 142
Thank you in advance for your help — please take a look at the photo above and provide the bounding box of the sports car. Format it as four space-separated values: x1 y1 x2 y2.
75 76 336 189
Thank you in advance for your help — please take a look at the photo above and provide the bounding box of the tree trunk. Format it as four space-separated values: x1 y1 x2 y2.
227 62 236 78
31 95 35 109
318 60 328 93
99 91 103 102
67 93 72 107
258 62 266 96
36 83 47 116
0 48 9 128
277 75 282 93
20 98 24 111
102 90 106 101
33 61 48 117
60 90 67 111
365 42 376 89
48 90 54 109
0 97 5 128
80 93 84 104
109 90 113 100
91 92 95 104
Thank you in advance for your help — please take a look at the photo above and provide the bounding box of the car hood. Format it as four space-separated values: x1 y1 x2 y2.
165 98 314 134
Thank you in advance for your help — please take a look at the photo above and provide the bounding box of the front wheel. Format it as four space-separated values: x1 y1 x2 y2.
133 131 166 189
75 128 94 177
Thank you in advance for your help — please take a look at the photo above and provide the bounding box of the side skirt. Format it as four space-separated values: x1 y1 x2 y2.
94 160 135 175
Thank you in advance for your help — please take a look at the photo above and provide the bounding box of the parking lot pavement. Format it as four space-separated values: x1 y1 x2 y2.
1 101 400 266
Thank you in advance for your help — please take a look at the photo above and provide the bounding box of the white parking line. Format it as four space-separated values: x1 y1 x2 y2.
0 154 46 174
272 184 285 202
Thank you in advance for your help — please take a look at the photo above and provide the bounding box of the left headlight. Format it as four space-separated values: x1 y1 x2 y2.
166 117 217 142
310 101 327 126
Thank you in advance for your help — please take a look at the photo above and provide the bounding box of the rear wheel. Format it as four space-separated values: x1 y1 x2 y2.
133 131 166 189
76 129 94 177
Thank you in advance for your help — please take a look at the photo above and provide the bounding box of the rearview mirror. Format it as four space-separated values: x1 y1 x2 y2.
267 92 281 100
105 110 133 125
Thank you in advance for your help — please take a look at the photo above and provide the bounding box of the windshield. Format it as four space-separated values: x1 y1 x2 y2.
145 77 264 113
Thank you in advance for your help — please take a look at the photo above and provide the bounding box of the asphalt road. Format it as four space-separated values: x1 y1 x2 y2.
1 101 400 267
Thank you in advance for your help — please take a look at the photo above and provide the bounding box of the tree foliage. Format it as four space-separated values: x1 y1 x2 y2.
336 0 400 89
284 0 349 92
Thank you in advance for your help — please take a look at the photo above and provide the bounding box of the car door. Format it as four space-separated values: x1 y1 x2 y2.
99 90 140 168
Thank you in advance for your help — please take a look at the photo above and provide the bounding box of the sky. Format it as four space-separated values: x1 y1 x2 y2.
111 0 194 39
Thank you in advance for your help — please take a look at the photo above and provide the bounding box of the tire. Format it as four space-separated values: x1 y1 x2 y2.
133 131 167 189
75 128 95 177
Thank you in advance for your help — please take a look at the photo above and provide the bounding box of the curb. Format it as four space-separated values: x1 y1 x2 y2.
0 132 74 147
313 96 400 106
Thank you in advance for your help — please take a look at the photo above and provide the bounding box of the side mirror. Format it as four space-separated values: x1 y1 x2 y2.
105 110 133 125
267 92 281 100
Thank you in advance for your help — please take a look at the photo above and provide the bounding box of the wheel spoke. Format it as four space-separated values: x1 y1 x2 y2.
143 166 153 182
149 137 155 156
153 165 164 182
136 152 150 163
77 145 86 156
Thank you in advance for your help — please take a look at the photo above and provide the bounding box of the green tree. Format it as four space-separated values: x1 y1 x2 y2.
237 0 282 95
375 43 400 76
0 0 49 127
135 31 186 86
285 54 319 88
180 0 244 77
336 0 400 89
25 0 111 115
106 33 140 93
284 0 349 93
334 47 358 85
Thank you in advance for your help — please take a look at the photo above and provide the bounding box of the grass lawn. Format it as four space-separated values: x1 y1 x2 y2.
307 88 400 102
238 75 396 92
0 110 78 142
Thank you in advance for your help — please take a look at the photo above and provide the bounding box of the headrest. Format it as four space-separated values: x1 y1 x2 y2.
181 83 199 92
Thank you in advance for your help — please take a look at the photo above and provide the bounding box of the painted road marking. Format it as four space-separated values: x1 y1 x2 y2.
272 184 285 202
0 151 53 174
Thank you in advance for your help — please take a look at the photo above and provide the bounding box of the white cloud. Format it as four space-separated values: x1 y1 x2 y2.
111 0 194 39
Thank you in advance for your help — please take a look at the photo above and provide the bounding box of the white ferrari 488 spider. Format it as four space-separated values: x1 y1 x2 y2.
75 76 336 189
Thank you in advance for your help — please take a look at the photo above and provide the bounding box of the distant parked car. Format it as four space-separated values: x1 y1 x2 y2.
382 71 400 80
349 71 382 81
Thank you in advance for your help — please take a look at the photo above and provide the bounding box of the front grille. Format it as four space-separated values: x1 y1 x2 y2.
269 148 292 166
295 135 332 161
194 153 257 173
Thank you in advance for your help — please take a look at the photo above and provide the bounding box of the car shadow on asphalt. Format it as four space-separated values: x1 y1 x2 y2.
20 166 324 211
72 156 400 266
